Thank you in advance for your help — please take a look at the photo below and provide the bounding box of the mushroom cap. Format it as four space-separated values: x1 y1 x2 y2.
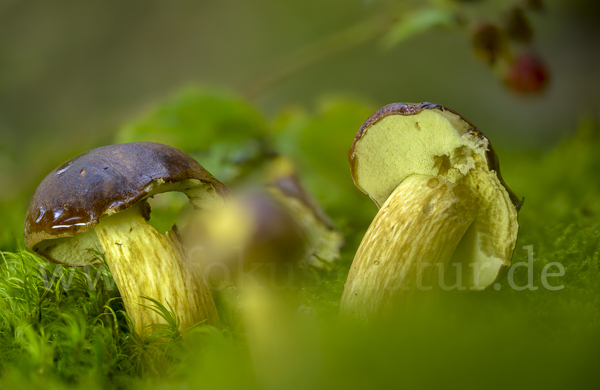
349 102 522 210
24 142 229 265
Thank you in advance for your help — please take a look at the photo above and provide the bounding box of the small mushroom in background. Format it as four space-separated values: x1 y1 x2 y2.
182 187 320 390
181 157 342 381
183 155 344 285
24 142 229 335
341 103 522 319
184 189 306 291
180 157 344 375
264 156 344 269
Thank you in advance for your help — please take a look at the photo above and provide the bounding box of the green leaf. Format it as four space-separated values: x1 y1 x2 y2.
274 99 378 228
382 8 455 49
117 88 269 150
117 88 272 183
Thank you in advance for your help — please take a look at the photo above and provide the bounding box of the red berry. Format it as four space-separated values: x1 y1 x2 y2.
504 53 549 94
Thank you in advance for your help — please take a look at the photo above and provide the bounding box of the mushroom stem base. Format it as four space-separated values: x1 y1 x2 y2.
341 174 479 319
95 203 219 335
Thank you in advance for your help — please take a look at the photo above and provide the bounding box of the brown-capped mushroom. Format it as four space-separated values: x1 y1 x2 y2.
341 103 522 318
264 156 344 268
24 142 229 335
184 189 306 289
186 156 344 278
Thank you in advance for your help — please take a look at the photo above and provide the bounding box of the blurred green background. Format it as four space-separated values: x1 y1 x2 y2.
1 0 599 214
1 0 600 388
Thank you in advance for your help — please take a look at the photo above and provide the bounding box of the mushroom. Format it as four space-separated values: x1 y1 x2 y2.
340 103 522 318
184 189 306 289
24 142 229 335
264 156 344 268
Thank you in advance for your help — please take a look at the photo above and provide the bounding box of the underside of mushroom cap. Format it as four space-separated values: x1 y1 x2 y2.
24 142 229 266
348 103 521 289
350 102 521 210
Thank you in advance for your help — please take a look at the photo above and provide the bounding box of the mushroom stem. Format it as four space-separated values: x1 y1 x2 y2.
95 201 219 335
340 174 479 319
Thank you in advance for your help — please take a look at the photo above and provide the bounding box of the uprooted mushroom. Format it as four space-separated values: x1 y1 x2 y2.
341 103 522 318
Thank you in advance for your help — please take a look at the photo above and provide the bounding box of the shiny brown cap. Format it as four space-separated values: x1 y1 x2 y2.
349 102 523 211
24 142 229 263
